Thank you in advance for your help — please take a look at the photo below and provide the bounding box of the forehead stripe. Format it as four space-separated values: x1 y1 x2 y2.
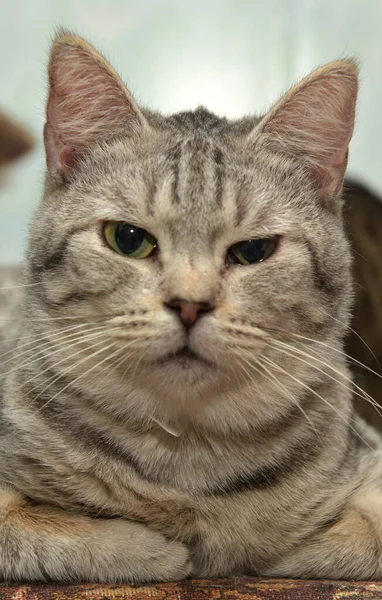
170 142 182 205
214 146 224 207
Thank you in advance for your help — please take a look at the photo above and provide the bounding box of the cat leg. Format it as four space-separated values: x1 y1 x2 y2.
0 486 192 582
264 489 382 579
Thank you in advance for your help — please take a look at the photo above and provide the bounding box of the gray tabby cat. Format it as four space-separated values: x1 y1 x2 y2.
0 31 380 582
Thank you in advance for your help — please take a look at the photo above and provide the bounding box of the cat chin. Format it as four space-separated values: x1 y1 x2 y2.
148 356 216 385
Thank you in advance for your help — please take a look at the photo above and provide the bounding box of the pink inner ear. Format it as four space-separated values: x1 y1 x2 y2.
59 146 77 170
45 42 142 175
44 124 78 175
264 67 357 198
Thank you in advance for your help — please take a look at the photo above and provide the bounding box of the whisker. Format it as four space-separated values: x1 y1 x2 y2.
28 338 117 406
290 332 382 382
237 350 318 435
322 309 380 368
0 327 110 381
128 343 155 381
233 354 263 390
28 335 144 407
0 282 43 290
34 341 122 415
246 353 317 432
0 319 106 345
34 339 144 416
0 311 128 323
276 338 381 409
0 323 108 369
101 340 152 379
259 354 372 449
271 339 382 420
0 316 92 323
106 352 130 374
225 320 382 383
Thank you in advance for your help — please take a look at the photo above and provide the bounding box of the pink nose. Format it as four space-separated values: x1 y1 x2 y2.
165 298 213 328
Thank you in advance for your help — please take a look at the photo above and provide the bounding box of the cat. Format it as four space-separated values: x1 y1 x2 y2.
0 30 381 583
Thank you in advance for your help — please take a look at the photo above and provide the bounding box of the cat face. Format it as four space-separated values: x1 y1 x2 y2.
26 32 358 428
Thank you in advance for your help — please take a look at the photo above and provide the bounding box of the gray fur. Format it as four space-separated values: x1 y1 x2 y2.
0 33 380 582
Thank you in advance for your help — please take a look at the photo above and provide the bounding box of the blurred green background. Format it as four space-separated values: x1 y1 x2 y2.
1 0 381 264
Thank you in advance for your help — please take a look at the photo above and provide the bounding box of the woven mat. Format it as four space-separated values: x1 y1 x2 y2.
0 578 381 599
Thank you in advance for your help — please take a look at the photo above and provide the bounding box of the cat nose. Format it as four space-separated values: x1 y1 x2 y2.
165 298 213 329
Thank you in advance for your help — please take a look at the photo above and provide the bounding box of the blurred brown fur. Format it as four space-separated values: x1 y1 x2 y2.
0 109 34 184
344 181 382 430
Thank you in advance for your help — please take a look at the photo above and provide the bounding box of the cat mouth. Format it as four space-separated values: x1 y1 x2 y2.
155 345 213 368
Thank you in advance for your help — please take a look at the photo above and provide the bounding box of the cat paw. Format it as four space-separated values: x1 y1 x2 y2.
137 530 193 581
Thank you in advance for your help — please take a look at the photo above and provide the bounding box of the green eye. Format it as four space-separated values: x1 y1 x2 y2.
104 222 157 259
229 237 277 265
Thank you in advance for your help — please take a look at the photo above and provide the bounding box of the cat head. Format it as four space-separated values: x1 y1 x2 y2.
27 31 358 432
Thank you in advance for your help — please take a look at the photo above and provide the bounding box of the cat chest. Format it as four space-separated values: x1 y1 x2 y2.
28 453 307 546
5 434 331 577
4 412 330 564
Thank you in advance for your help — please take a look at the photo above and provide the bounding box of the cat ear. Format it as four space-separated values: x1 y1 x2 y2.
256 60 358 199
44 31 148 178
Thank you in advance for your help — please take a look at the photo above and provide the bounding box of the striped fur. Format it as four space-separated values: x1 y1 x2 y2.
0 32 381 583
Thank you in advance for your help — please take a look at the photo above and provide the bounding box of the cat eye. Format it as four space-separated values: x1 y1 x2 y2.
103 222 157 259
228 237 278 265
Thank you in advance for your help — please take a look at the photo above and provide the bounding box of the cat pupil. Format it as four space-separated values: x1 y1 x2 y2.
230 238 275 264
115 223 145 254
240 240 269 263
